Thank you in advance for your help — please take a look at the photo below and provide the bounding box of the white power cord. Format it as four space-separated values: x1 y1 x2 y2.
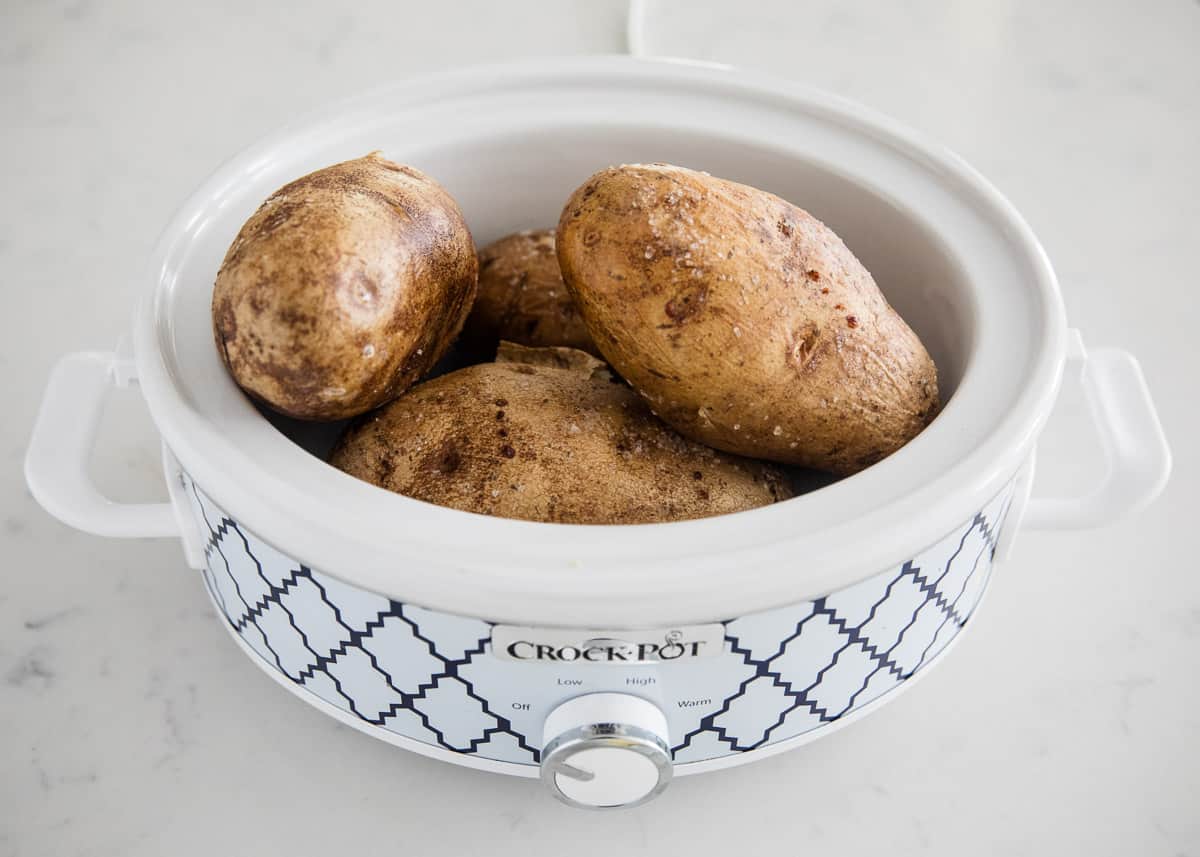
626 0 651 56
626 0 734 70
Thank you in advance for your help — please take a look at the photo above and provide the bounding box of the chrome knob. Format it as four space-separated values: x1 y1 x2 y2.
540 693 673 809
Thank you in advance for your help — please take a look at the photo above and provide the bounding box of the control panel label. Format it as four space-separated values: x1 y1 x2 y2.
491 624 725 664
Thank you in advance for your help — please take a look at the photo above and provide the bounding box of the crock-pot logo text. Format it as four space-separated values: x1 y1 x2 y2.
507 631 705 663
491 624 724 664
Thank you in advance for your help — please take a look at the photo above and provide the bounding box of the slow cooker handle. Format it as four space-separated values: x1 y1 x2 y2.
1023 331 1171 529
25 351 181 539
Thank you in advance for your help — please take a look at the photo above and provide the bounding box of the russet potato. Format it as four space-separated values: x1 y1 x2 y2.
461 229 597 358
329 343 792 523
557 163 939 476
212 153 478 420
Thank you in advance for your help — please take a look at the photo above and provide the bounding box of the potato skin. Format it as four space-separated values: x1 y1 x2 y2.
328 344 792 524
557 163 939 476
460 229 596 358
212 153 478 420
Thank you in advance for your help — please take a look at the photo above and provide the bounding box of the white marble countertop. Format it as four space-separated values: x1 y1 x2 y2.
3 1 1197 854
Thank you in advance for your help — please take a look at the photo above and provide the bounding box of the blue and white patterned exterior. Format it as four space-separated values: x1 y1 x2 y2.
183 474 1012 769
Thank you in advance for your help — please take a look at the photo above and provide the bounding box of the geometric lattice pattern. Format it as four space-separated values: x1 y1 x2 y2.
674 494 1008 760
183 472 1011 768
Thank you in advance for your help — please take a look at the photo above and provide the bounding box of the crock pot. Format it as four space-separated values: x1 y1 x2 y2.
24 57 1171 810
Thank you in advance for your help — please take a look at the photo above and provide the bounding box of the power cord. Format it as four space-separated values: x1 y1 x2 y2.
626 0 651 56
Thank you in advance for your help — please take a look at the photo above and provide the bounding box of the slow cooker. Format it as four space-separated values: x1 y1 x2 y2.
24 57 1171 809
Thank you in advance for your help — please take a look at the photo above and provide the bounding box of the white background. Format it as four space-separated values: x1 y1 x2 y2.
2 1 1197 854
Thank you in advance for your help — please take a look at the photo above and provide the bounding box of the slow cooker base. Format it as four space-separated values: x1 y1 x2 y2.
182 472 1014 774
